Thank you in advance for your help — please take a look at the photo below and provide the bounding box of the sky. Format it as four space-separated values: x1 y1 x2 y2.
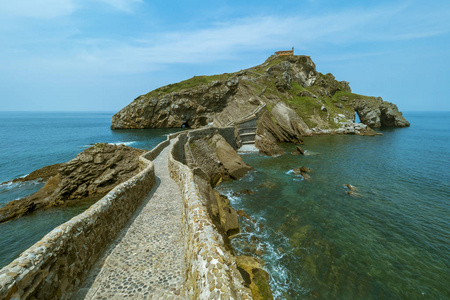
0 0 449 112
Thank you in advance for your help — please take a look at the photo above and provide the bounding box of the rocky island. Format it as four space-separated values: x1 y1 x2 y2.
112 54 409 155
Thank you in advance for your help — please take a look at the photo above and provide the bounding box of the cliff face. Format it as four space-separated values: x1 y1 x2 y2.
112 55 409 138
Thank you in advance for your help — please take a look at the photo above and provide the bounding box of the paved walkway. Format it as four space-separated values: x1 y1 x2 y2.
75 139 186 299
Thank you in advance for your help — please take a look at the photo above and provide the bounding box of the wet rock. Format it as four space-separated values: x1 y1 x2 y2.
292 146 305 155
2 163 62 185
300 172 311 182
235 256 273 300
300 166 311 173
240 189 254 195
237 210 257 224
344 184 357 191
0 144 144 223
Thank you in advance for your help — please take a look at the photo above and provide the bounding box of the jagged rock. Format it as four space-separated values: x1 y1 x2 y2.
1 163 63 185
292 146 305 155
235 256 274 300
213 191 239 236
189 133 252 186
352 97 410 127
0 144 144 223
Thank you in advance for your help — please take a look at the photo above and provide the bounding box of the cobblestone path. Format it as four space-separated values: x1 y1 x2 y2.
75 140 187 299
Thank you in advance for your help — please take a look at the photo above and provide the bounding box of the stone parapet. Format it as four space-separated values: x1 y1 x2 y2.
169 133 251 300
0 135 178 300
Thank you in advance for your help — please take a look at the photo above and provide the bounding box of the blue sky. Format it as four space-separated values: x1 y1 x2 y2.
0 0 449 111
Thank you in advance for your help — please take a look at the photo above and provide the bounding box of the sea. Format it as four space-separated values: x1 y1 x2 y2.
0 111 449 299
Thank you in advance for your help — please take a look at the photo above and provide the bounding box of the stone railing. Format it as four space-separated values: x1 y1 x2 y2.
0 136 177 300
169 133 251 300
226 102 266 127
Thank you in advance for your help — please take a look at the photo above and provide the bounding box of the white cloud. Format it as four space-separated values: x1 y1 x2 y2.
0 0 76 18
96 0 143 12
1 1 448 77
57 3 448 74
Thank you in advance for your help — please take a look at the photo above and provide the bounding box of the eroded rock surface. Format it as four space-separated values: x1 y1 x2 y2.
0 144 144 223
352 97 410 127
189 133 252 186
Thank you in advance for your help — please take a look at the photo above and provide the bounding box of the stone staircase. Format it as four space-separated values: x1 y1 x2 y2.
237 121 257 146
226 102 265 149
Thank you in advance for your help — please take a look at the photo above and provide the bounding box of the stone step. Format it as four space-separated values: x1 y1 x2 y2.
241 141 255 145
239 132 256 137
238 127 257 132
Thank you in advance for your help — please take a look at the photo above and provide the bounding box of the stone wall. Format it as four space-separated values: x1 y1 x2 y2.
0 136 177 300
187 127 238 150
168 133 252 300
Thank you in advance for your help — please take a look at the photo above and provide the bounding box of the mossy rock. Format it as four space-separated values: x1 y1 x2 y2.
235 255 274 300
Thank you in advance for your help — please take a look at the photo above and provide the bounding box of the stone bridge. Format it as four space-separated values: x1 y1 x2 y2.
0 128 253 300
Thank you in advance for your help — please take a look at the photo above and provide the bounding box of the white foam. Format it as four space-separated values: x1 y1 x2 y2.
108 141 136 146
238 144 259 153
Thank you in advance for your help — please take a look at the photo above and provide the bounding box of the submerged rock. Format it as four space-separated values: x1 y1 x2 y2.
344 184 357 191
0 144 144 223
292 146 306 156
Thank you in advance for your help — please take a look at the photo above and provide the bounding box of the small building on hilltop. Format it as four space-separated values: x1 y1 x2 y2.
275 47 294 56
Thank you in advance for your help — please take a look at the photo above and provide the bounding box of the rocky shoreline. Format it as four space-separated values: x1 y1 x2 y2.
0 143 144 223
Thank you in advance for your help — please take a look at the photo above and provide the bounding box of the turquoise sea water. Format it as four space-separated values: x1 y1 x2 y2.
0 112 180 268
218 112 450 299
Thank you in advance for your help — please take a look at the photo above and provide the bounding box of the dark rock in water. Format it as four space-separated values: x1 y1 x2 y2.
300 172 311 182
293 166 312 177
292 146 305 156
0 144 145 223
237 209 257 224
344 184 363 197
300 166 311 173
344 184 357 191
240 189 254 195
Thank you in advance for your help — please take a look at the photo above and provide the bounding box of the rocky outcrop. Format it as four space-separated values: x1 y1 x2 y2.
189 133 252 186
1 164 62 185
235 256 274 300
0 144 144 223
352 97 410 127
111 77 239 129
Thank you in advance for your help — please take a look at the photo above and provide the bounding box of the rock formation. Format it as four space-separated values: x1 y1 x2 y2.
112 55 409 156
189 133 253 186
0 144 144 223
